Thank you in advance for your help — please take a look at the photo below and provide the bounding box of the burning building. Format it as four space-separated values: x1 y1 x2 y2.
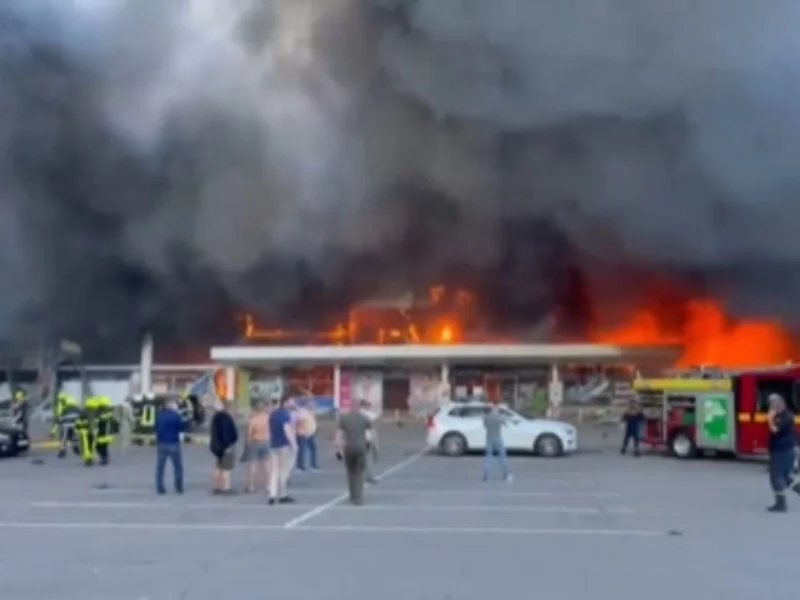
213 274 799 416
2 1 800 385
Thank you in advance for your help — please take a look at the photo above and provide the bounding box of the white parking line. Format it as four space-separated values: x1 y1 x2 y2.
0 521 669 537
323 505 636 514
27 501 636 515
87 487 618 498
295 489 619 498
369 477 580 486
291 525 666 537
282 449 427 529
29 501 310 511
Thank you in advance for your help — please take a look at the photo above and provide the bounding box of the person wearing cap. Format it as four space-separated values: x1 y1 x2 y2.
766 393 797 512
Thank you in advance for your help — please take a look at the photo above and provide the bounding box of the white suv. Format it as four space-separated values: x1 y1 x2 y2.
427 402 578 457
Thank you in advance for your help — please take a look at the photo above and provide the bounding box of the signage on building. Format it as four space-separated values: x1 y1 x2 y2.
339 370 383 413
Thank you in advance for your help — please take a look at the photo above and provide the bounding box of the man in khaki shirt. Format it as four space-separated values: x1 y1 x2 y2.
335 400 373 505
295 399 319 471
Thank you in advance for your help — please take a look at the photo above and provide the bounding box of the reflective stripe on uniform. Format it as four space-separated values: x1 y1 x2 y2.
141 405 156 427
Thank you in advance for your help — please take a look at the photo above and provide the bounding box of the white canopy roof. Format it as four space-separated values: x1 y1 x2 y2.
210 343 681 367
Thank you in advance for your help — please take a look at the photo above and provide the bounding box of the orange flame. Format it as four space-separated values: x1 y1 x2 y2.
242 285 472 345
440 325 454 343
592 298 798 367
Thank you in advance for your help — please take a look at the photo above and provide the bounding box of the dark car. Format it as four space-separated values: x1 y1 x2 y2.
0 424 30 457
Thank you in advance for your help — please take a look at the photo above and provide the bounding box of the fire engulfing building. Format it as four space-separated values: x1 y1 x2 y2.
211 287 785 416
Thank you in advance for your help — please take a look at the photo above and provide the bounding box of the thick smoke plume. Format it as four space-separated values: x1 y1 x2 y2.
2 0 800 353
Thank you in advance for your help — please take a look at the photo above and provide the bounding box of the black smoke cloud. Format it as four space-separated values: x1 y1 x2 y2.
1 0 800 354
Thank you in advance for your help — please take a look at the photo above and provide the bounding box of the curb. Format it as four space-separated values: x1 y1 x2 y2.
31 434 211 450
31 441 60 450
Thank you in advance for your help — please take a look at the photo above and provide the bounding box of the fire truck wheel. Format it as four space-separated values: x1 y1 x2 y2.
440 433 468 457
669 430 698 459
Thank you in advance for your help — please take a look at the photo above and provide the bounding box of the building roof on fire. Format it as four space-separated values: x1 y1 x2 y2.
209 343 682 367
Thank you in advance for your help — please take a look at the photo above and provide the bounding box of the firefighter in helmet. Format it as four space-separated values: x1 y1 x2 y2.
55 392 80 458
94 396 116 465
75 397 98 466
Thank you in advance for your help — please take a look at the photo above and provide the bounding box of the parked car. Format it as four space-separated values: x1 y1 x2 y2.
0 424 30 457
427 402 578 457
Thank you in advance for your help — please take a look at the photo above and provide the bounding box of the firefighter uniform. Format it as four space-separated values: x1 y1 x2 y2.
94 396 116 465
55 395 80 458
132 394 159 443
53 391 77 435
12 389 28 434
75 399 98 466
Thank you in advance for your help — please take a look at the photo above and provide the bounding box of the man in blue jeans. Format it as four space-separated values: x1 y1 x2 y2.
154 398 185 495
483 404 512 482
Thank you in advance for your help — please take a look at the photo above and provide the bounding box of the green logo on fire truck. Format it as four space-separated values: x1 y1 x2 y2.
703 396 730 441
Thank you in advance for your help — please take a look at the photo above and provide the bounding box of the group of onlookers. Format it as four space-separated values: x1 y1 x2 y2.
203 396 320 503
154 394 383 506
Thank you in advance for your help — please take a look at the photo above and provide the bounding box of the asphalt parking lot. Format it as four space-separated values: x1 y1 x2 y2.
0 423 796 600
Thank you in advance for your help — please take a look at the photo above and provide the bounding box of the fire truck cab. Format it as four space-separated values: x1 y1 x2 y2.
634 364 800 459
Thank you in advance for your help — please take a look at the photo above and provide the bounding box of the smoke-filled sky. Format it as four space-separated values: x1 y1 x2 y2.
2 0 800 353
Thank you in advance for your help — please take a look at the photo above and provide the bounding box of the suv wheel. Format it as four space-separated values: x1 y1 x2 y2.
534 434 563 457
440 433 468 456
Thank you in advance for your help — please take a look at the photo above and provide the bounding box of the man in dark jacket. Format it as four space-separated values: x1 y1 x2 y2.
620 401 644 457
154 399 185 495
210 400 238 495
767 393 797 513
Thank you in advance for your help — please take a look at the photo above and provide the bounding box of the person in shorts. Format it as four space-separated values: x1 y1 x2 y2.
245 400 271 493
210 399 239 495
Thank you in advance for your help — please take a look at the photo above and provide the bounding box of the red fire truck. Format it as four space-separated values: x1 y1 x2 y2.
634 364 800 459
